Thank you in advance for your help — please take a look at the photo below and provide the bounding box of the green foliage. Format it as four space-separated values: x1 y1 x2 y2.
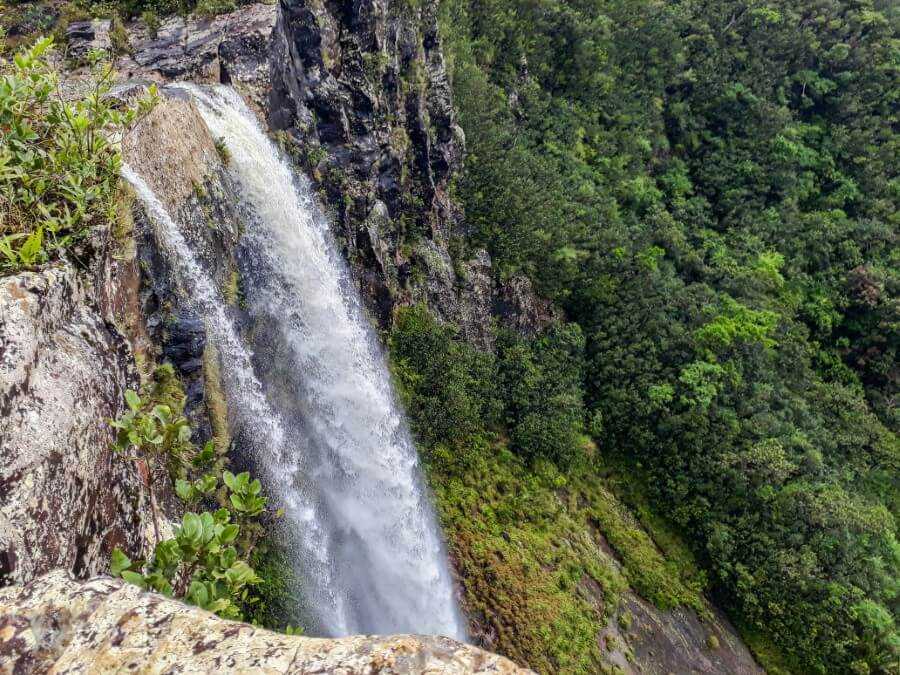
193 0 235 18
110 364 197 479
427 437 709 674
213 136 231 166
389 305 500 461
111 507 260 620
108 13 130 54
440 0 900 670
390 306 709 672
391 304 588 467
246 545 303 632
109 365 278 624
0 39 155 273
140 9 160 37
497 324 586 466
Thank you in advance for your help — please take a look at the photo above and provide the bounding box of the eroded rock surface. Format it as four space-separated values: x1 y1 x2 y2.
0 571 532 673
67 4 276 108
0 89 243 591
270 0 495 343
0 267 148 587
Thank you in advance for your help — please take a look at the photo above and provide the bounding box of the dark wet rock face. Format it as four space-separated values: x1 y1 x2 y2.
269 0 499 344
0 572 532 673
67 5 276 108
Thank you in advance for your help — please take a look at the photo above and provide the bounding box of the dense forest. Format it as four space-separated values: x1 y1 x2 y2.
392 0 899 673
1 0 896 672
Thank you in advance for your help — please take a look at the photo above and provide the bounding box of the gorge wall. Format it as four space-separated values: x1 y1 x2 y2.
1 2 763 673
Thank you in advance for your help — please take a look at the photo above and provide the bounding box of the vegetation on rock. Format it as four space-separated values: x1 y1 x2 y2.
109 365 284 625
432 0 899 672
0 38 154 273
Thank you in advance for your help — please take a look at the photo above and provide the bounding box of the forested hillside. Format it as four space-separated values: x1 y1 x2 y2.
1 0 896 672
398 0 898 672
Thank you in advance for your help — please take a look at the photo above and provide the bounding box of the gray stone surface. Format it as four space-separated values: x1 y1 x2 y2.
0 571 532 673
0 266 149 586
268 0 546 345
66 4 276 109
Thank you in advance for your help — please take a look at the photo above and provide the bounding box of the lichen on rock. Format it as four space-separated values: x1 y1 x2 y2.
0 571 532 673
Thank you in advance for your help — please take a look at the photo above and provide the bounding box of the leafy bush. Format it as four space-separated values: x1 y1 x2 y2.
389 305 500 463
140 9 160 37
109 366 276 623
0 38 155 273
111 506 261 620
497 324 586 466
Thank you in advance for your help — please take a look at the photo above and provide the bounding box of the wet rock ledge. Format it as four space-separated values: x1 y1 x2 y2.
0 571 531 673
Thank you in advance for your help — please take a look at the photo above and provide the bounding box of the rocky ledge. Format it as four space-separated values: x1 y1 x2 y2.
67 3 276 108
0 571 531 673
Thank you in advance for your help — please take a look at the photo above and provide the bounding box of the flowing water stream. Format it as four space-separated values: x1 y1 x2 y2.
123 85 465 639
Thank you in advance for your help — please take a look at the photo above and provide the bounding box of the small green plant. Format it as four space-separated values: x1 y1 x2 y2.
213 136 231 165
141 10 161 38
110 507 261 620
194 0 235 19
108 13 130 55
0 38 156 273
109 366 276 622
110 365 202 542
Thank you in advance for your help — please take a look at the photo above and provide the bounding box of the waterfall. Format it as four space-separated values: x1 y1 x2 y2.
124 85 465 640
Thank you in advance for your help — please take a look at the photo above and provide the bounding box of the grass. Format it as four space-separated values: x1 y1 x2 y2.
427 436 708 674
589 453 708 613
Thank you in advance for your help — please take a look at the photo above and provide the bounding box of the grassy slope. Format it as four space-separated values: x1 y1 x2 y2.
427 438 709 674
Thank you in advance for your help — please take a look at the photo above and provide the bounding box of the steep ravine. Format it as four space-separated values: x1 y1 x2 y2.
1 78 520 671
1 2 762 673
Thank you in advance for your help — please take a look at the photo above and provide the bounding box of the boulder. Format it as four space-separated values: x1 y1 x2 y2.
0 571 532 673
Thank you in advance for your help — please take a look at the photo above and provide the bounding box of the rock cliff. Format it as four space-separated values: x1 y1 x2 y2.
268 0 558 345
0 571 531 673
0 87 244 590
0 265 147 587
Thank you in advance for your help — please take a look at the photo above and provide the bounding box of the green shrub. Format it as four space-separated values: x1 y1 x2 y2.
214 136 231 165
109 367 278 623
194 0 235 19
0 38 155 273
389 305 501 462
108 13 130 54
497 323 586 466
140 9 160 37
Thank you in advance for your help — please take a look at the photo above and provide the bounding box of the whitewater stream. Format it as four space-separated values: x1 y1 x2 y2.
123 84 465 639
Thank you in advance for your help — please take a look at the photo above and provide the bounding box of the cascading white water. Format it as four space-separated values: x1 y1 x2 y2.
125 84 465 640
122 165 351 632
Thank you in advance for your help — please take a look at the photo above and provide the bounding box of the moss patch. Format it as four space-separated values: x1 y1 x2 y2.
201 340 230 454
428 437 709 674
247 543 304 631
